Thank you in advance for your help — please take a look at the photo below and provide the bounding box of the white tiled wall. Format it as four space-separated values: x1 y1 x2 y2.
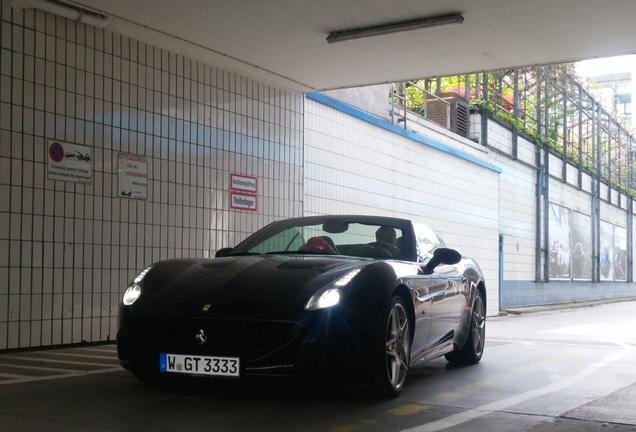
516 135 539 167
497 120 632 289
488 135 543 286
601 200 628 227
494 154 536 281
468 109 635 308
548 152 565 178
485 118 513 155
0 1 303 350
305 98 501 315
550 174 592 215
504 137 631 283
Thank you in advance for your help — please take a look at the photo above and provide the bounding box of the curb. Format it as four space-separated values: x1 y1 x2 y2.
500 297 636 316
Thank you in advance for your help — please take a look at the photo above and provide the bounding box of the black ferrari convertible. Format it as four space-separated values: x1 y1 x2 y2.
117 215 486 397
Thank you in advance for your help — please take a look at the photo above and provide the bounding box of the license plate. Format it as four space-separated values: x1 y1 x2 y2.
159 353 240 377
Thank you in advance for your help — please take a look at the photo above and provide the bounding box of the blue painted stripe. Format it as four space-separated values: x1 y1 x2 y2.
306 92 502 174
159 353 167 372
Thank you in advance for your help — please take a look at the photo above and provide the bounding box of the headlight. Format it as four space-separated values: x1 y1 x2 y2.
333 268 361 287
123 266 152 306
134 266 152 284
305 288 342 310
122 284 142 305
305 269 362 310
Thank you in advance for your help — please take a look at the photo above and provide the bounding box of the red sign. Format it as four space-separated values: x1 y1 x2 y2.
49 142 65 162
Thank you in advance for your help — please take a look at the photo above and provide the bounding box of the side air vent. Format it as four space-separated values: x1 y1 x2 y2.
425 92 470 138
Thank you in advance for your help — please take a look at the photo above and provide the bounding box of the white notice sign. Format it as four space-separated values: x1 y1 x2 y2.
118 153 148 200
230 173 258 212
231 192 257 211
231 174 257 193
47 141 92 184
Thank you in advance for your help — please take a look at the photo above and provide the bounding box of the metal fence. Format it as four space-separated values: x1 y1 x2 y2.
396 65 636 196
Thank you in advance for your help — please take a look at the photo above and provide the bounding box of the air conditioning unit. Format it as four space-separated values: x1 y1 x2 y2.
425 92 470 138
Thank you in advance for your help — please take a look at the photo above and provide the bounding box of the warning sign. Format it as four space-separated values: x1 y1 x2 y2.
47 141 92 184
118 153 148 200
230 174 257 212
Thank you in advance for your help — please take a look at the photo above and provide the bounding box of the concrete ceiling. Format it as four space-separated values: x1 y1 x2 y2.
64 0 636 92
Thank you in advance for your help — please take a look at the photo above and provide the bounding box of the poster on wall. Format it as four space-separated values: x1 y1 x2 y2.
548 203 571 279
599 221 614 281
571 212 591 280
614 226 627 281
47 140 92 184
230 173 258 212
117 153 148 200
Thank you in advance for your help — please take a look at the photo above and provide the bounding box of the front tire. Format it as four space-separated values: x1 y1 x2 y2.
445 289 485 364
371 295 411 398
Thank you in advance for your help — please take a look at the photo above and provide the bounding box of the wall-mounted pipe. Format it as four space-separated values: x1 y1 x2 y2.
11 0 112 28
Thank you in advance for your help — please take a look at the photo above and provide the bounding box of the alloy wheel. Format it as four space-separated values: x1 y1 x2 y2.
385 300 410 390
471 294 485 357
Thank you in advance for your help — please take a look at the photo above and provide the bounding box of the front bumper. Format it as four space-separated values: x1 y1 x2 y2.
117 307 375 379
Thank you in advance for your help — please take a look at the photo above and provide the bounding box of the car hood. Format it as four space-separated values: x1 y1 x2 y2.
136 255 366 316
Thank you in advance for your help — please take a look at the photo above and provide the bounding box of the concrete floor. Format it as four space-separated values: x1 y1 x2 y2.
1 300 636 431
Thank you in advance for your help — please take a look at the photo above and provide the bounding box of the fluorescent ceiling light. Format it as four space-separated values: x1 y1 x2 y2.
11 0 112 28
327 13 464 44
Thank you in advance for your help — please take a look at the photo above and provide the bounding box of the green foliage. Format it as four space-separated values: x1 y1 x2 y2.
469 98 492 113
395 66 636 198
404 85 425 112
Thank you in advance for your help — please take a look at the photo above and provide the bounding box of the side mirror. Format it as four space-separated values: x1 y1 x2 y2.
215 247 233 258
422 248 462 274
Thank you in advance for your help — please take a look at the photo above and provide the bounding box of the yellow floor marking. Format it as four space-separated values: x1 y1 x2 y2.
387 404 433 416
329 419 379 432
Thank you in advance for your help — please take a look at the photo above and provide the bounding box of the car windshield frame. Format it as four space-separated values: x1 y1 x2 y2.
228 215 420 262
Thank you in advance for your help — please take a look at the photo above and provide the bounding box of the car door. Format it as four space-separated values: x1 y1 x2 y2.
412 223 466 350
408 275 446 359
426 268 465 348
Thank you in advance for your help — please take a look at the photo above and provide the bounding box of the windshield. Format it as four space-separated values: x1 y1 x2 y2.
229 216 414 260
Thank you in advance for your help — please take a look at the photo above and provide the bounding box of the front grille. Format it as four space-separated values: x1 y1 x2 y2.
127 318 303 362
